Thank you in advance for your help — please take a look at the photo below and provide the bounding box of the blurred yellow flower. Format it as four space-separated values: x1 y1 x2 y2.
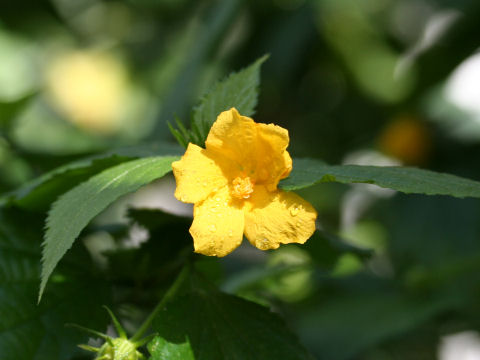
172 108 317 257
378 116 431 165
46 50 128 133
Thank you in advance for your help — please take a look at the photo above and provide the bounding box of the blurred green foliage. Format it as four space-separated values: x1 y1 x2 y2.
2 0 480 359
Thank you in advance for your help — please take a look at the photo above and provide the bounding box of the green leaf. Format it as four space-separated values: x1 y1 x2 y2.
148 336 194 360
191 55 268 141
40 155 179 301
0 208 110 360
1 142 182 210
148 277 314 360
171 55 268 147
281 158 480 198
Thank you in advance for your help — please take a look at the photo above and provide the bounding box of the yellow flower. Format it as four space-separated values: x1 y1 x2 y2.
172 108 317 257
46 50 128 133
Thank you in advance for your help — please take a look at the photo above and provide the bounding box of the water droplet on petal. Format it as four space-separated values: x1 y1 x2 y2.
209 224 217 233
228 229 233 237
202 182 208 187
256 237 270 250
290 206 299 216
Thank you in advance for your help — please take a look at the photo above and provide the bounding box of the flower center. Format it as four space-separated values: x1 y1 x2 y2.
231 176 254 199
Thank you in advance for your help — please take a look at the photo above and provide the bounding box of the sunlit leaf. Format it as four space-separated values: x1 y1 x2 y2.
281 158 480 198
40 156 179 301
1 142 182 209
170 55 268 147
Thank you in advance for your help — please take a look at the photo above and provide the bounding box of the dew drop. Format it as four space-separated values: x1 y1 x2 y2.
228 229 233 237
289 206 299 216
209 224 217 233
256 237 269 250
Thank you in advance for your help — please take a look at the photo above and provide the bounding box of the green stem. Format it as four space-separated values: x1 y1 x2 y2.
131 265 190 342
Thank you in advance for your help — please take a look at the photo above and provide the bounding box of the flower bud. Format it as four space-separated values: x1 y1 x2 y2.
96 338 143 360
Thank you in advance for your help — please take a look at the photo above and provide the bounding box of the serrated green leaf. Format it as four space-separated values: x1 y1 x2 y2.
40 156 179 301
148 277 314 360
170 55 268 147
280 158 480 198
0 208 110 360
193 54 268 121
168 121 189 149
192 55 268 145
1 142 182 210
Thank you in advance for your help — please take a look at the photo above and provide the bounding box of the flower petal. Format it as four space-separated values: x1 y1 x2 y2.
205 108 257 173
244 186 317 250
172 143 228 204
206 108 292 188
190 186 245 257
255 123 292 189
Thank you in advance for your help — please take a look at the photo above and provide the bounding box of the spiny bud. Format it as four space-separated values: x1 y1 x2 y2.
73 306 153 360
95 338 143 360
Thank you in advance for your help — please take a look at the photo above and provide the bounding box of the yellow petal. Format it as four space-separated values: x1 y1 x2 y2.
172 143 228 204
190 186 245 257
255 123 292 189
244 186 317 250
205 108 292 188
205 108 257 173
